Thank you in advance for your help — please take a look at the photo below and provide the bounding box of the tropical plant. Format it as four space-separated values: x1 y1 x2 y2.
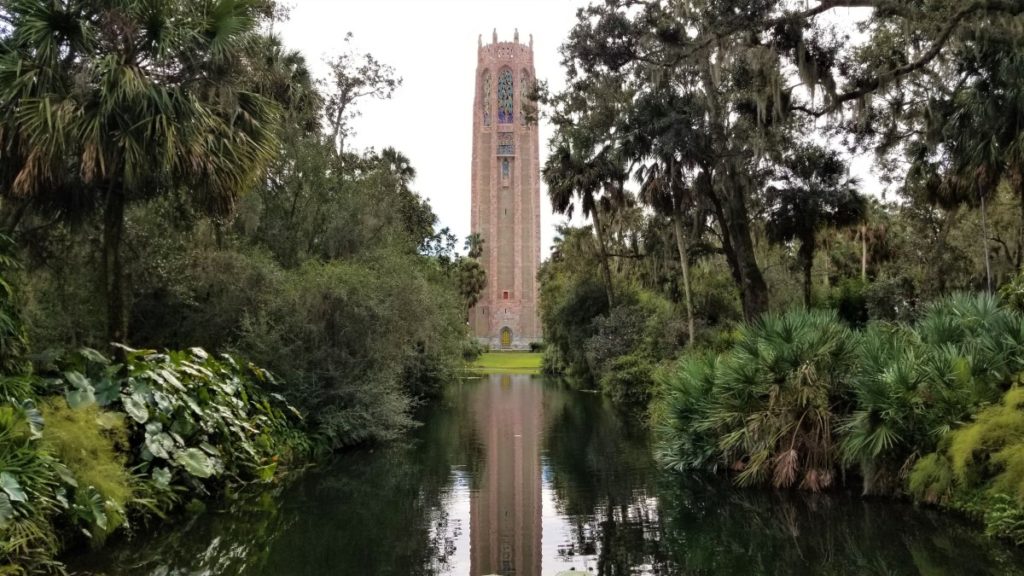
765 144 865 307
656 310 857 490
653 354 720 473
38 399 134 544
0 0 280 345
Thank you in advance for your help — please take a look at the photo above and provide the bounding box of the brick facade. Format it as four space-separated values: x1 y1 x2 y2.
470 30 542 350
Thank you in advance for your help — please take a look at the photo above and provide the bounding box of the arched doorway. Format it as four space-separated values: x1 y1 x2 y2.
500 327 512 348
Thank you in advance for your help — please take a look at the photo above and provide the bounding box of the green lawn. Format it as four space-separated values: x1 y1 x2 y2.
469 352 543 375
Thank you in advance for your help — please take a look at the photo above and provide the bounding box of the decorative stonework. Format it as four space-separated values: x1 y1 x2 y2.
481 70 491 126
470 31 542 348
497 132 514 156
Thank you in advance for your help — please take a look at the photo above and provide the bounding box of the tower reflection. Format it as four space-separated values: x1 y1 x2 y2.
469 374 543 576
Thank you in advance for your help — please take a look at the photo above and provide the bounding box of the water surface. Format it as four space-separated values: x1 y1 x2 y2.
71 375 1024 575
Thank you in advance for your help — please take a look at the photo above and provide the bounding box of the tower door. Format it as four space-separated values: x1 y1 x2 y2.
500 327 512 348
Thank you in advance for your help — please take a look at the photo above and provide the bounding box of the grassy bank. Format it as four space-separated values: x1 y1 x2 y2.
469 352 543 375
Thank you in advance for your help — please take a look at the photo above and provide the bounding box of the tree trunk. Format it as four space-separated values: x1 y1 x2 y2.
1018 185 1024 269
721 176 769 320
981 192 992 292
103 186 127 347
590 206 615 309
698 58 769 321
672 214 696 344
799 237 814 308
860 225 868 282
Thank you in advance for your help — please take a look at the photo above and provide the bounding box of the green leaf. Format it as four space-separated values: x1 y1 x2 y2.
199 441 221 456
174 448 216 478
0 494 12 529
152 467 172 488
93 377 121 406
159 369 185 391
52 461 78 487
0 472 27 502
78 347 110 365
21 401 44 437
145 432 175 460
122 393 149 423
64 370 90 390
66 386 96 409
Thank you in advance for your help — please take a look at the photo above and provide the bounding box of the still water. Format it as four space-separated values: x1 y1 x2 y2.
72 375 1024 575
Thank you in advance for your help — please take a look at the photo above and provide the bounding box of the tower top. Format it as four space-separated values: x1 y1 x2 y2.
478 30 534 62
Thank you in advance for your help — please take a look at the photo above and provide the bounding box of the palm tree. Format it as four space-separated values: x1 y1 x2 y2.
623 88 711 343
543 131 626 308
0 0 279 346
635 160 696 341
464 233 484 259
765 144 865 308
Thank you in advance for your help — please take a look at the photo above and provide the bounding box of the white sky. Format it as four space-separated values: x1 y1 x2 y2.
277 0 591 258
276 2 884 260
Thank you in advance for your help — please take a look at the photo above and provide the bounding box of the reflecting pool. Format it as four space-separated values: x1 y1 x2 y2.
69 375 1024 575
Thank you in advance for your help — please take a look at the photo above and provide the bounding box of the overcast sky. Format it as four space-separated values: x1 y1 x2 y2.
276 2 883 259
277 0 590 258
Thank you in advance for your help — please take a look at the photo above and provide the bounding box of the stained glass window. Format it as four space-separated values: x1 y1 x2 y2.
497 69 514 124
520 70 531 125
501 158 510 185
481 71 492 126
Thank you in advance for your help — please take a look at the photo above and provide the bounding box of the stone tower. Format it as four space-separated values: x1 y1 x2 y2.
470 29 542 350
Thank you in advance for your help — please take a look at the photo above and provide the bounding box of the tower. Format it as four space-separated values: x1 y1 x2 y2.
470 30 542 349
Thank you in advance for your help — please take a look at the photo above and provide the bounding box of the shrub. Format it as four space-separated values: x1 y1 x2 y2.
585 305 648 378
0 402 64 574
908 453 955 504
237 255 464 448
40 346 307 494
827 278 869 327
39 399 134 544
909 387 1024 542
652 354 720 473
599 354 655 412
655 310 857 491
864 274 918 322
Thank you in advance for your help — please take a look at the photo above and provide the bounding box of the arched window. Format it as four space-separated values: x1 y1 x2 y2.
501 158 510 186
481 70 492 126
520 69 531 125
497 68 514 124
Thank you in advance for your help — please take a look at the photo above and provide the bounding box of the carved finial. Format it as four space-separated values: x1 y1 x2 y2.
514 28 519 43
478 34 482 48
529 34 533 49
492 28 497 44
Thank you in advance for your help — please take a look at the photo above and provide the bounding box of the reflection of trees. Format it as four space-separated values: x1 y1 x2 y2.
72 377 1024 576
541 380 1024 576
70 482 297 575
71 380 484 576
543 383 670 574
656 478 1024 576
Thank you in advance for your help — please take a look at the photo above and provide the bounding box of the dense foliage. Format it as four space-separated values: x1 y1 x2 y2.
0 0 479 572
536 1 1024 545
538 0 1024 396
0 0 477 451
653 294 1024 542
